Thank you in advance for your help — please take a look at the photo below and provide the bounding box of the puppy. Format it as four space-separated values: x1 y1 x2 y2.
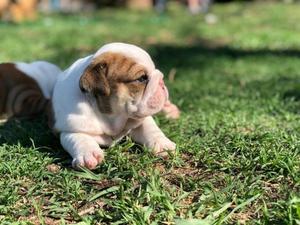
52 43 178 169
0 61 62 120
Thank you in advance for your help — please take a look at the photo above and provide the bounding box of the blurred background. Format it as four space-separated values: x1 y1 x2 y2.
1 0 299 66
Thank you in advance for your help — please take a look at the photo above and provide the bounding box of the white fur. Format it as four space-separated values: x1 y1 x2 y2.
95 42 155 71
52 43 176 169
16 61 62 99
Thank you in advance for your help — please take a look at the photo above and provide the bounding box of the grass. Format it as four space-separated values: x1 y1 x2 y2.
0 1 300 224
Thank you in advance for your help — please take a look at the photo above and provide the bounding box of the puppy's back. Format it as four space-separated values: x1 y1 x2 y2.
0 61 61 119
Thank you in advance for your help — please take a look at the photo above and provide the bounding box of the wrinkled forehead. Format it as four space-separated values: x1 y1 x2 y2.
94 43 155 71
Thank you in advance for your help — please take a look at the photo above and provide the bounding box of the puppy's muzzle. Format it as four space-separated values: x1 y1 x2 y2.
132 69 168 118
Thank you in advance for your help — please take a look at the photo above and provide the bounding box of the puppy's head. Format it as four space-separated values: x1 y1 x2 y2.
79 43 168 118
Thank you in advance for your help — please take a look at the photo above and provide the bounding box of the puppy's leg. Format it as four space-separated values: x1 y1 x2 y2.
162 100 180 119
60 132 104 170
130 116 176 156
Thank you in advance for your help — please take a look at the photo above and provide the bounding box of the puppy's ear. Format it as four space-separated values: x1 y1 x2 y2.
79 62 110 96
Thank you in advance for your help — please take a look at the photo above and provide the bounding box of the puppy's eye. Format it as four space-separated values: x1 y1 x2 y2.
136 74 148 83
95 63 107 72
99 63 107 70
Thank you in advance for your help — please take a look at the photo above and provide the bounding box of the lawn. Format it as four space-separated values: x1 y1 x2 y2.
0 1 300 224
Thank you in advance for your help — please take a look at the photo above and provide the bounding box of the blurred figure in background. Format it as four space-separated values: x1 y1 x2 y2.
155 0 213 14
155 0 167 13
188 0 212 14
39 0 96 13
49 0 60 11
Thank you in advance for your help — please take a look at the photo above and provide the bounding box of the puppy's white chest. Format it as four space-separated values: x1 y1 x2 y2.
94 118 142 147
102 117 127 136
102 117 142 137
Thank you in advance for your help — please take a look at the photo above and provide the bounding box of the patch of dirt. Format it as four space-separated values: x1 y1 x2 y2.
46 164 61 173
18 215 66 225
77 199 106 217
231 211 255 224
83 178 120 190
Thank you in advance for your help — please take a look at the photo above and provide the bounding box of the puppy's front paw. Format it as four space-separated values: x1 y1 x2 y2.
152 137 176 157
72 149 104 170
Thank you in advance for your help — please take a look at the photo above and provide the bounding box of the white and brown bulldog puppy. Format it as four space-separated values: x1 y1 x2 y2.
0 61 62 120
52 43 178 169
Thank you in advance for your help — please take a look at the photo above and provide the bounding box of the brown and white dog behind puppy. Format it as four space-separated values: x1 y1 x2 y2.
52 42 180 169
0 61 62 120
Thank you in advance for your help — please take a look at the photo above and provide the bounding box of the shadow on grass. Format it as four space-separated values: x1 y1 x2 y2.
0 116 70 164
283 89 300 101
148 43 300 71
0 116 144 166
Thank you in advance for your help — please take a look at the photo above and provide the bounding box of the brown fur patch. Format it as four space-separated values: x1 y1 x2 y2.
0 63 47 119
79 52 149 114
